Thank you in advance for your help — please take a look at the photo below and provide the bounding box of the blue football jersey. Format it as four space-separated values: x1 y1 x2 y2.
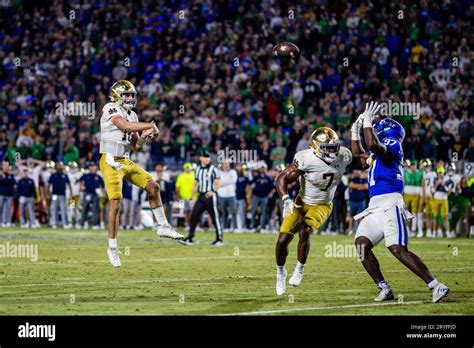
367 137 404 198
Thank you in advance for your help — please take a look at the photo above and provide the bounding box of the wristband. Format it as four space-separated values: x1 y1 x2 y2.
282 194 290 201
136 137 146 148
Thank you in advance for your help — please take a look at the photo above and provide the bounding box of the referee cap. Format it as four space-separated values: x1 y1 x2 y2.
198 150 211 157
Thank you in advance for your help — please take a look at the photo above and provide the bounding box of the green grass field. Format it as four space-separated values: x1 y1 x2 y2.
0 227 473 315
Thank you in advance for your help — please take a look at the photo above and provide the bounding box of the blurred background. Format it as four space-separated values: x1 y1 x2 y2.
0 0 472 237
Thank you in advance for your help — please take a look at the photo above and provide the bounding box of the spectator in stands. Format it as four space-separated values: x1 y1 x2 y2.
0 162 15 227
347 170 369 235
17 169 39 228
217 159 238 232
121 180 134 230
235 164 250 233
175 162 195 230
250 165 275 232
47 162 73 229
79 163 104 230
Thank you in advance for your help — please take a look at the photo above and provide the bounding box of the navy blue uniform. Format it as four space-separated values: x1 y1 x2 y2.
49 173 70 195
0 174 16 196
17 178 36 197
79 173 104 194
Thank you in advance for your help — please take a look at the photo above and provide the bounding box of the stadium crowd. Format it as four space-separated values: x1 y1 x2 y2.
0 0 472 236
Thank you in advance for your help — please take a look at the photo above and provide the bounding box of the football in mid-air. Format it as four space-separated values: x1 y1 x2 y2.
272 42 300 57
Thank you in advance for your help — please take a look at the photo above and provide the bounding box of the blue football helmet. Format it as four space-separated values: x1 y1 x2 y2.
373 118 405 143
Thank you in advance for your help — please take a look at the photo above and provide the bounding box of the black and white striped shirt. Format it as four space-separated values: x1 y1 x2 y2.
195 164 220 193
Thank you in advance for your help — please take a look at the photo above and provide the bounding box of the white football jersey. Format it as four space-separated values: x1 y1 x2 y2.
422 171 437 198
100 102 138 157
293 147 352 205
68 171 83 197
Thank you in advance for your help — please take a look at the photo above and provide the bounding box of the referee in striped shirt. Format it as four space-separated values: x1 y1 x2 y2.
179 150 223 246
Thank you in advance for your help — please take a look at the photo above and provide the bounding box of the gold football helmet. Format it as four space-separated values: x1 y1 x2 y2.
110 80 137 110
310 127 340 162
419 158 432 170
446 162 456 173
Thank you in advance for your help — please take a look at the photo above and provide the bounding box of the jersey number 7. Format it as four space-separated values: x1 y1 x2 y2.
321 173 334 192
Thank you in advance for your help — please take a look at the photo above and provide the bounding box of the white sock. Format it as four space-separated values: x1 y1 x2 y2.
377 280 390 289
277 265 286 274
295 261 305 273
417 213 423 233
152 206 168 225
109 238 117 248
427 229 432 235
427 278 439 289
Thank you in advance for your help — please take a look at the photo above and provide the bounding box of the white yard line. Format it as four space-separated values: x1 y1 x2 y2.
1 266 473 289
212 300 426 315
0 255 264 266
216 297 474 316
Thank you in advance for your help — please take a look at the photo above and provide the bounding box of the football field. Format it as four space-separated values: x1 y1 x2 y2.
0 228 473 316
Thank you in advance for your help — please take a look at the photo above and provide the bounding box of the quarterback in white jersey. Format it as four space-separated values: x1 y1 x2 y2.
274 127 352 295
99 80 183 267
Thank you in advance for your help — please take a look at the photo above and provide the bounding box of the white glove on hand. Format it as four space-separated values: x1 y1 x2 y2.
105 153 123 171
350 116 363 141
282 195 295 218
360 101 382 128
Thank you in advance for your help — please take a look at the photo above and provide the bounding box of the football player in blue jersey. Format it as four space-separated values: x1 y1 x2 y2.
350 102 449 303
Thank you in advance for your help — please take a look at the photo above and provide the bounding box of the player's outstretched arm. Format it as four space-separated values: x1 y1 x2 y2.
359 101 391 162
350 117 369 170
363 126 391 162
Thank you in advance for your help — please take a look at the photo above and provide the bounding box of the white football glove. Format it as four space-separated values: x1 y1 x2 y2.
282 195 295 218
105 153 123 171
360 101 382 128
350 115 363 141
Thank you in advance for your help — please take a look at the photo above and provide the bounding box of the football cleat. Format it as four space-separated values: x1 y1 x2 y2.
156 224 184 240
432 283 450 303
276 268 287 296
107 247 122 268
211 240 224 247
374 287 394 302
289 270 304 287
